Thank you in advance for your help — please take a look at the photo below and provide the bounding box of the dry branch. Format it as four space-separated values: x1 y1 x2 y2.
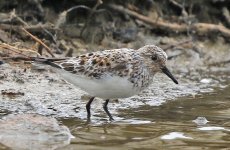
0 24 57 33
192 23 230 38
0 43 40 58
108 4 187 32
108 4 230 39
22 28 55 57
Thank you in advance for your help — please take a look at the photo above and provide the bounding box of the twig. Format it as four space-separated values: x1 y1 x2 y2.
0 45 30 58
55 4 106 29
169 0 188 17
0 43 41 57
21 28 55 57
0 9 29 26
10 9 29 27
42 28 57 44
169 0 183 9
55 5 91 29
192 23 230 39
80 0 103 37
2 56 67 62
2 56 34 61
222 7 230 26
0 24 57 36
163 39 192 51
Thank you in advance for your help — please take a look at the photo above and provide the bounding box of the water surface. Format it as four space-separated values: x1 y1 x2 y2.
60 85 230 150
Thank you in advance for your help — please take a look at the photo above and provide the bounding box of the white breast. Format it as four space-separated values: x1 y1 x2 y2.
56 70 141 99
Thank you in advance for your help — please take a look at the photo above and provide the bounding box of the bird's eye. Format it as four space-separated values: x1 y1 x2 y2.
151 55 157 61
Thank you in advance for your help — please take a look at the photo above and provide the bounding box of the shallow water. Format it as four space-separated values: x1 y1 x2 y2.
59 85 230 150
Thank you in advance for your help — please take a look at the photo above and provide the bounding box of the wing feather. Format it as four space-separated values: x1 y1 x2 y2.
51 48 141 79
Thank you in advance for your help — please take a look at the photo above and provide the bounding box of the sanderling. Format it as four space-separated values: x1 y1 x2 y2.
41 45 178 121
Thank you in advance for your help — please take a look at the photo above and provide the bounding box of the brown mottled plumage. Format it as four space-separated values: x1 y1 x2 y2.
46 45 178 121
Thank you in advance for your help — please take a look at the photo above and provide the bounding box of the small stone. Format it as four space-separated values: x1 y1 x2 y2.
192 117 209 125
0 114 74 150
161 132 193 140
0 60 4 65
200 78 212 84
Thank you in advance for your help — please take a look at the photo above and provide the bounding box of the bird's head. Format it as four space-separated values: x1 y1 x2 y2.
138 45 178 84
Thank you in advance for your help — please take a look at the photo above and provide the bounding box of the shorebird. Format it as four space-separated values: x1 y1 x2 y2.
40 45 178 121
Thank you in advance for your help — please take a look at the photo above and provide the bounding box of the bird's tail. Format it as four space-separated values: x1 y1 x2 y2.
32 57 65 69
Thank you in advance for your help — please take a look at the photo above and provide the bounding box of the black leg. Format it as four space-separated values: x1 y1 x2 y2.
103 99 114 121
86 97 94 120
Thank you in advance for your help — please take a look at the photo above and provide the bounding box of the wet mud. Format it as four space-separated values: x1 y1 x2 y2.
0 37 230 149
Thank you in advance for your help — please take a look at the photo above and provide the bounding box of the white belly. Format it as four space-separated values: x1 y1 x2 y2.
57 70 141 99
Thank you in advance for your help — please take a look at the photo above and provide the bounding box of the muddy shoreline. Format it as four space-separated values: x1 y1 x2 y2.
1 37 230 119
1 1 230 149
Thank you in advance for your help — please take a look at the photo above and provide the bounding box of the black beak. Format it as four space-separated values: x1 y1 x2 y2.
161 66 178 84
